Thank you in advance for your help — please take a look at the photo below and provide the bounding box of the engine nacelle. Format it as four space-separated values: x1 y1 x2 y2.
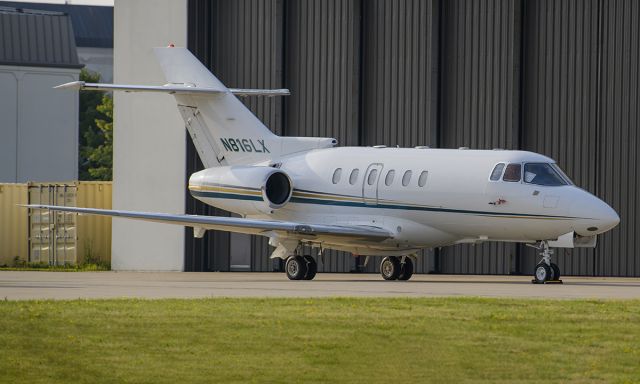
188 166 293 215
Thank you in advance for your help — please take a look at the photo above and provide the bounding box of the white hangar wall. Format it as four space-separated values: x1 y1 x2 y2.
0 66 79 183
112 0 187 271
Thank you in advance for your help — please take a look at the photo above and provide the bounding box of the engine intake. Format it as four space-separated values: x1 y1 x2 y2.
264 171 291 207
189 165 293 215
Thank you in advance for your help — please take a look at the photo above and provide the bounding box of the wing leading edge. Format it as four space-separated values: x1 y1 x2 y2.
54 81 290 97
22 205 392 241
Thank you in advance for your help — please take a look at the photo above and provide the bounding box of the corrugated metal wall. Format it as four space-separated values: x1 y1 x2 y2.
520 0 600 275
283 0 361 273
438 0 522 275
596 0 640 276
186 0 640 277
0 182 112 266
186 0 283 272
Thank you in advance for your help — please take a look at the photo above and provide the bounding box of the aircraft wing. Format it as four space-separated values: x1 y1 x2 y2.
54 81 290 97
23 205 392 241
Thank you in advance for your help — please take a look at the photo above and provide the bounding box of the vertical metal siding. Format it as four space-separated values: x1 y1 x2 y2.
361 0 439 148
597 0 640 276
0 183 28 265
76 182 112 265
438 0 522 275
521 0 600 276
186 0 284 272
359 0 439 274
284 0 360 145
283 0 361 273
185 0 640 277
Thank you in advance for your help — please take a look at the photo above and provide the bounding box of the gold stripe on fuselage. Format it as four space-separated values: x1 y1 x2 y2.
188 184 262 196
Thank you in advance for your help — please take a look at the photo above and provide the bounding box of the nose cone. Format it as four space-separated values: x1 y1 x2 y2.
569 189 620 235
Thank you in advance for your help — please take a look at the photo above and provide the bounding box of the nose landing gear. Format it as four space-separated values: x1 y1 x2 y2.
530 241 563 284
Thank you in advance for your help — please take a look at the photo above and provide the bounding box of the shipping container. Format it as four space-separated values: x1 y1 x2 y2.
0 182 111 267
0 183 28 265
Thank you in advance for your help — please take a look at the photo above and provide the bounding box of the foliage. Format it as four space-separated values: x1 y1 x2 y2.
78 69 113 181
0 297 639 383
0 261 110 271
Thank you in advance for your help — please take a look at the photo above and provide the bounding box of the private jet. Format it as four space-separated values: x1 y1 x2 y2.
27 46 620 283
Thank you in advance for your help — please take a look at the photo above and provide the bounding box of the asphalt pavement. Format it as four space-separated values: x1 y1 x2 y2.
1 271 639 300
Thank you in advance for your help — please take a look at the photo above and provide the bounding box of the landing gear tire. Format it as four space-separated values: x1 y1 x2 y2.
550 263 561 281
380 256 400 280
534 262 552 283
285 255 308 280
303 255 317 280
398 258 414 281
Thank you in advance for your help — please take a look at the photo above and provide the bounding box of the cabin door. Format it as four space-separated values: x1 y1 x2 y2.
362 163 384 205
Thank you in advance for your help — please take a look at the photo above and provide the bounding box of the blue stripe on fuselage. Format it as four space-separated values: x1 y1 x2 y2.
190 188 576 220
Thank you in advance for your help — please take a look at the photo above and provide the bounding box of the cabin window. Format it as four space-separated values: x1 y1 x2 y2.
349 169 359 185
524 163 568 186
418 171 428 187
385 170 395 186
402 170 412 186
332 168 342 184
503 163 522 182
367 169 378 185
490 163 505 181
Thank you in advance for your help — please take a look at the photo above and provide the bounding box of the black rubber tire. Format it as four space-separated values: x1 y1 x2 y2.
303 255 317 280
534 262 551 283
285 256 308 280
397 258 414 281
550 263 561 281
380 256 400 280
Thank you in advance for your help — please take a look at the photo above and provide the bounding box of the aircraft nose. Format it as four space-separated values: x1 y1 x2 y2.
569 190 620 235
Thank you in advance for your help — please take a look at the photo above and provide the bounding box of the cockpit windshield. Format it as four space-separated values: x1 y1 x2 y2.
523 163 570 186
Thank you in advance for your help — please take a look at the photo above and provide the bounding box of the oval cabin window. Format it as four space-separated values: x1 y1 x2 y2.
332 168 342 184
402 170 412 186
349 169 359 185
367 169 378 185
418 171 428 187
385 170 395 186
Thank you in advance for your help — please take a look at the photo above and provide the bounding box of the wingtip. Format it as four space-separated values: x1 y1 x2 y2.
54 81 85 90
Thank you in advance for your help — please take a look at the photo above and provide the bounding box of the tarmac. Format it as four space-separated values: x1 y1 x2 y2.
1 271 639 300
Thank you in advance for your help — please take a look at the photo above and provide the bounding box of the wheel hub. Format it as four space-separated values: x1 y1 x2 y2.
535 266 547 281
287 261 298 276
382 260 393 277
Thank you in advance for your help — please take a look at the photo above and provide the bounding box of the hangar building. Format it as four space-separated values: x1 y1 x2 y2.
113 0 639 276
0 6 82 183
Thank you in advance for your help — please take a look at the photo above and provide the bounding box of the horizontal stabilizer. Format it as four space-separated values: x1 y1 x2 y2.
21 205 392 241
54 81 290 97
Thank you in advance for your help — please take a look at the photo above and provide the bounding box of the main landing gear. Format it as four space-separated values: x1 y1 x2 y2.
380 256 414 281
285 255 317 280
531 241 562 284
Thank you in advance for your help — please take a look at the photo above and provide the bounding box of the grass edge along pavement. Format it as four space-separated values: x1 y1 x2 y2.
1 297 639 383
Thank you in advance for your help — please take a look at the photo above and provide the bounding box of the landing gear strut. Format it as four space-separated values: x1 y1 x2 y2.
531 241 562 284
380 256 414 281
285 255 317 280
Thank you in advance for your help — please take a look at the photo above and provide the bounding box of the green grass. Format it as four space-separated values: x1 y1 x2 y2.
1 298 639 383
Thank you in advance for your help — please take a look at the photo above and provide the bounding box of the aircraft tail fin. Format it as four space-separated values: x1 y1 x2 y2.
153 47 336 167
56 46 336 167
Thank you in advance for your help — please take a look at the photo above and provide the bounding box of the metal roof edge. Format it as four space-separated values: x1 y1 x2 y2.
0 61 85 70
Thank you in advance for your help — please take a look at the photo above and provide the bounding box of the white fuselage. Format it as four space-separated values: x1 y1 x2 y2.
189 147 619 256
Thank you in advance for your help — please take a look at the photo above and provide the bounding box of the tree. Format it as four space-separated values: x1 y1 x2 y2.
88 95 113 180
78 69 113 180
